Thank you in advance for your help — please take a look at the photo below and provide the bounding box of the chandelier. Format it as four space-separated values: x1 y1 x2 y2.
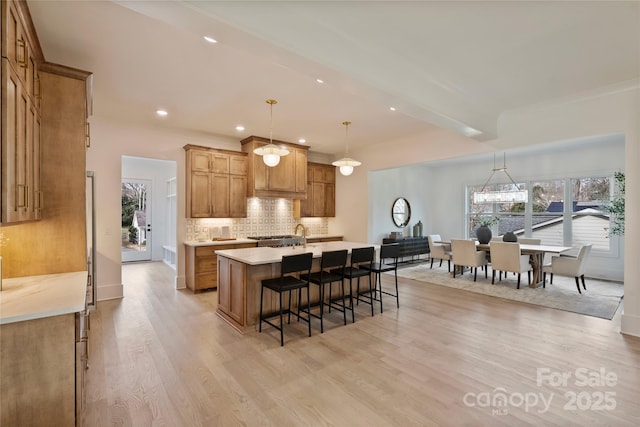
332 121 361 176
473 153 528 204
253 99 289 167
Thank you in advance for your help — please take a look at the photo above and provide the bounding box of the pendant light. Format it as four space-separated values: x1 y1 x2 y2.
332 121 361 176
473 153 528 203
253 99 289 167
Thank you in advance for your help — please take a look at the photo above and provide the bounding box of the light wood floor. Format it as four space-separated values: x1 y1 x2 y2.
83 262 640 426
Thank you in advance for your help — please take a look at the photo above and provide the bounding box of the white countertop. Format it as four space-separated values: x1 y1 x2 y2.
184 235 343 247
215 241 377 266
0 271 88 325
184 238 256 247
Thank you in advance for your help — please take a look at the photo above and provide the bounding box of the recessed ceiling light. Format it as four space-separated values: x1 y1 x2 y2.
316 78 324 84
235 125 245 131
203 36 218 44
156 109 168 117
298 138 306 144
389 106 396 111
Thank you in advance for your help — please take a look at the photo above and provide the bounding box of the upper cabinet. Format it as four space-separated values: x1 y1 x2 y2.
184 145 248 218
297 162 336 218
241 136 308 199
1 0 44 223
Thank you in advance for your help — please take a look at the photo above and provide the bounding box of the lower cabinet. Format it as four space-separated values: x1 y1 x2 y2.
1 312 85 426
306 236 343 243
217 256 246 327
184 242 256 292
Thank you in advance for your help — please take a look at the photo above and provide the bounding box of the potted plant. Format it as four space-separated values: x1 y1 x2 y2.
475 216 500 244
604 171 625 236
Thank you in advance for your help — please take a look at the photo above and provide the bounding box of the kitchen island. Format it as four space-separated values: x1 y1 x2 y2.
215 241 376 332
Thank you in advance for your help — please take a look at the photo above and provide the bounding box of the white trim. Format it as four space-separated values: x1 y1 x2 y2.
621 313 640 338
97 283 124 301
175 275 186 290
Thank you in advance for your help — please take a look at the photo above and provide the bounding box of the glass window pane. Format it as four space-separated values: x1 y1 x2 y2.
571 177 611 250
530 179 564 245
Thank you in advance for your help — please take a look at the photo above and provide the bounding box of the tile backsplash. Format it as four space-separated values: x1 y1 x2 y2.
185 198 329 241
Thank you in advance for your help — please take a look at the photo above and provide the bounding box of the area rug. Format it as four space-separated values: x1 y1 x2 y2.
390 263 624 320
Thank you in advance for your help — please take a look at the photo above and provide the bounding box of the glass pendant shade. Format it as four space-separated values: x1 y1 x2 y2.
473 153 528 204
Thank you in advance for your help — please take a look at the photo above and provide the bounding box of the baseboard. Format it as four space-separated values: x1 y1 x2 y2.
621 313 640 337
97 283 124 301
175 275 186 290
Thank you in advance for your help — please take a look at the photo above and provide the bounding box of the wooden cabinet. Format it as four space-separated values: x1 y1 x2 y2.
1 0 43 224
217 257 247 326
1 314 77 426
184 242 256 292
297 162 336 217
184 145 248 218
241 136 308 199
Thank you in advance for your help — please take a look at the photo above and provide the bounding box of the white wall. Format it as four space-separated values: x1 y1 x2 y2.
86 117 240 300
121 156 176 261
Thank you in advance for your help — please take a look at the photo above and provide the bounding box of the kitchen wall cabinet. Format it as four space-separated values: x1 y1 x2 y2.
241 136 308 199
184 242 256 292
184 145 248 218
1 0 43 224
296 162 336 218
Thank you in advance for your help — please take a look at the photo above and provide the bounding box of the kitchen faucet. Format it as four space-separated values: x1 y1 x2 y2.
294 223 307 248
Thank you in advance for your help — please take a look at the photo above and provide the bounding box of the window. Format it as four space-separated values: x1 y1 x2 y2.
467 175 612 252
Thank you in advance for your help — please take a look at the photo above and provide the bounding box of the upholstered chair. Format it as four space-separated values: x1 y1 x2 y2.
451 239 488 281
427 234 451 272
542 245 592 294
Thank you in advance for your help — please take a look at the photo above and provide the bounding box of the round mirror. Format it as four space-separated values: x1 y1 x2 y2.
391 197 411 228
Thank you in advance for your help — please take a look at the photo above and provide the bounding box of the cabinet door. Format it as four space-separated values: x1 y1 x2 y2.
229 174 247 218
217 257 230 313
294 149 308 193
211 153 229 173
189 171 212 217
229 154 247 175
2 60 21 222
228 259 245 325
300 181 313 217
312 182 325 217
211 173 229 217
190 150 212 172
267 150 296 192
324 183 335 217
31 106 41 219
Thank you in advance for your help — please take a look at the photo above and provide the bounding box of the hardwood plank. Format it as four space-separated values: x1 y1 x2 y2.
82 262 640 426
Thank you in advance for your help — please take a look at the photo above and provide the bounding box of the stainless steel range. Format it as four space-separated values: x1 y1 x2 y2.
247 235 305 247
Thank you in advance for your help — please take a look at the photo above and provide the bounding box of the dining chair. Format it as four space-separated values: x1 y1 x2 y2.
518 238 541 245
300 249 348 333
330 246 375 320
259 252 314 346
451 239 488 281
542 244 592 294
427 234 451 272
489 242 532 288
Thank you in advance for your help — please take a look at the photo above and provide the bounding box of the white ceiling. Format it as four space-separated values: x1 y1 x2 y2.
27 1 639 158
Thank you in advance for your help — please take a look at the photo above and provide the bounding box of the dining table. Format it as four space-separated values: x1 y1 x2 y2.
476 243 573 287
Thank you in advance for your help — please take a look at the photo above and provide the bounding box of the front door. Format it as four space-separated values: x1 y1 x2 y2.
121 179 152 262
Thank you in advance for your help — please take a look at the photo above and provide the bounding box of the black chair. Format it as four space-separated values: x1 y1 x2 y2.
259 252 313 346
331 246 375 319
359 243 400 313
300 250 348 333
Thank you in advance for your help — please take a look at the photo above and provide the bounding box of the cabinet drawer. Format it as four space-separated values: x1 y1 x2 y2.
195 273 217 290
195 256 216 272
195 246 218 257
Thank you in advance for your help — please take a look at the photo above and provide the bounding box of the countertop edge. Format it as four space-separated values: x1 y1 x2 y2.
0 271 88 325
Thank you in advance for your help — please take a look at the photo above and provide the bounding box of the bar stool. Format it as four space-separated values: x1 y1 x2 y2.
359 243 400 313
330 246 375 320
300 249 348 333
259 252 313 346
